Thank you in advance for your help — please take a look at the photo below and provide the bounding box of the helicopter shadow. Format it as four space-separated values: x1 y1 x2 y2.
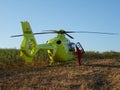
83 63 120 68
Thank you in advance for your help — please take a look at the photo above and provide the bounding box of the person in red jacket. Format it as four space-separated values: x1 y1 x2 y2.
76 42 85 65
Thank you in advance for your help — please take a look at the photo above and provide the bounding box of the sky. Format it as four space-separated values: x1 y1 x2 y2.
0 0 120 52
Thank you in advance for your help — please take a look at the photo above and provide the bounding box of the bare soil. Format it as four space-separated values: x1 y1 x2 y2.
0 59 120 90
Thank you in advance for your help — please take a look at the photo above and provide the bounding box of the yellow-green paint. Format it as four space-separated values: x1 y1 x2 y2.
20 21 76 64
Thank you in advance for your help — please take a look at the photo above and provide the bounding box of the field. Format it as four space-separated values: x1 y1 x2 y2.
0 59 120 90
0 49 120 90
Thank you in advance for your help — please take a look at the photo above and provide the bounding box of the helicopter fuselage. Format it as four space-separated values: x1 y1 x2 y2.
47 34 76 63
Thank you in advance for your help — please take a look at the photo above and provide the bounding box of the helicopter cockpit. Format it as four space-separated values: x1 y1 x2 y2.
68 43 76 51
68 42 84 53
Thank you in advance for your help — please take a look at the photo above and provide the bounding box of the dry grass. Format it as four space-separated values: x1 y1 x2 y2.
0 59 120 90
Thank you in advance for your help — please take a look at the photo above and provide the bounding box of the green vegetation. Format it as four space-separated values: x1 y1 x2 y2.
83 51 120 59
0 49 49 69
0 49 21 63
0 48 120 63
0 48 120 69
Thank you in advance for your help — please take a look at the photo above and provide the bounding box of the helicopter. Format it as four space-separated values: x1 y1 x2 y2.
11 21 117 65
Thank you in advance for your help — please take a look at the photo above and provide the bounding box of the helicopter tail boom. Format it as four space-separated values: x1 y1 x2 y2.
20 22 37 62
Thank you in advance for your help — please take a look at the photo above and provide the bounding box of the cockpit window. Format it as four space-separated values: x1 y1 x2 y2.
68 43 76 51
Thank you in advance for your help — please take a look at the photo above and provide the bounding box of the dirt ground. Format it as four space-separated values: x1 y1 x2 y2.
0 59 120 90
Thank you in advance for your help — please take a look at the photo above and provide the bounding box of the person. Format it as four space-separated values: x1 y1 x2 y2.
76 42 85 65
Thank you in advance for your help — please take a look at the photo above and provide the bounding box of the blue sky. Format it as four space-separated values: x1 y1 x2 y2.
0 0 120 52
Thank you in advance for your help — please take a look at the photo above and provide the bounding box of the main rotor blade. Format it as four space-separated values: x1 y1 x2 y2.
65 33 74 39
43 30 75 33
11 34 24 37
33 32 56 35
11 32 56 37
44 30 118 35
11 30 118 38
66 31 118 35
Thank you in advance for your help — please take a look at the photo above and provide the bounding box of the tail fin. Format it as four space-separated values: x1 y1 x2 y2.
20 21 37 62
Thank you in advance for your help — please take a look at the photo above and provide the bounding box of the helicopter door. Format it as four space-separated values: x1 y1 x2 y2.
76 42 84 65
76 42 84 52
